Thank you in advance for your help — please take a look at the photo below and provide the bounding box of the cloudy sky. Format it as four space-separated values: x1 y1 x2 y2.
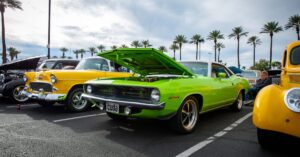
2 0 300 67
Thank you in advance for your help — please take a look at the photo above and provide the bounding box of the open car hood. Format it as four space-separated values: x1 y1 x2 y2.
0 56 45 71
98 48 193 76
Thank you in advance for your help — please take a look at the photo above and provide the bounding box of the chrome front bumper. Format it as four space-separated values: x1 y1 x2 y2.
22 90 66 101
82 93 165 110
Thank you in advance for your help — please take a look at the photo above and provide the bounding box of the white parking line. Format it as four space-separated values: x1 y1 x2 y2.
175 112 253 157
6 104 39 108
53 113 106 123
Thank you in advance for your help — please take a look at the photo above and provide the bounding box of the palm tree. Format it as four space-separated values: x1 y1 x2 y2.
88 47 96 56
247 36 262 67
7 47 16 61
120 44 128 48
260 21 283 68
73 50 80 59
14 50 20 59
78 49 86 59
141 40 152 48
216 42 225 62
207 30 224 62
111 45 117 50
174 35 188 60
228 26 248 68
190 34 205 60
169 43 179 60
97 45 105 52
285 14 300 40
0 0 22 64
131 40 142 48
59 47 68 58
158 46 167 53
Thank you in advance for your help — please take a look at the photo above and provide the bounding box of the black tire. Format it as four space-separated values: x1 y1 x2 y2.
36 100 55 107
66 87 90 112
10 84 29 103
231 91 243 112
257 128 277 149
106 112 127 121
169 96 199 134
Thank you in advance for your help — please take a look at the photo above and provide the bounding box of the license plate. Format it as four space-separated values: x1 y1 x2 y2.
106 102 119 113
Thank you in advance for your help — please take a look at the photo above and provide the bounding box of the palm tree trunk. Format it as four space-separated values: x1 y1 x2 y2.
173 50 176 60
62 52 65 58
237 38 240 69
297 27 300 40
253 44 256 67
218 49 221 62
179 44 182 61
76 54 78 59
214 41 217 62
1 9 7 64
195 43 198 60
270 34 273 69
198 43 201 60
81 53 83 59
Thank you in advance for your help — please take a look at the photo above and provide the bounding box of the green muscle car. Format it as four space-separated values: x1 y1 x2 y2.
82 48 250 133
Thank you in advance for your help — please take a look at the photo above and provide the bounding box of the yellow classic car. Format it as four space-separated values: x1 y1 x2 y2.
23 57 131 112
253 41 300 147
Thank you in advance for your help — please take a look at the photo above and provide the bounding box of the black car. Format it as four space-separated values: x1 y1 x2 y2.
0 57 79 103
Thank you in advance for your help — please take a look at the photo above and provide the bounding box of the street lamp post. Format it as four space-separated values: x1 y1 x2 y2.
47 0 51 59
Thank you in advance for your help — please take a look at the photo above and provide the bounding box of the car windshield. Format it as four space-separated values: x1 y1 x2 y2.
290 46 300 65
180 62 208 76
76 58 109 71
241 71 257 78
38 61 56 70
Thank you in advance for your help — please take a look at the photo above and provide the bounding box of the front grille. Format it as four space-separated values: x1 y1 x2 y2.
289 75 300 84
30 82 53 92
89 85 153 102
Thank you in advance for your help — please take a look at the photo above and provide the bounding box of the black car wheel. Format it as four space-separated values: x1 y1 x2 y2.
66 87 90 112
10 85 29 103
169 96 199 134
231 91 243 112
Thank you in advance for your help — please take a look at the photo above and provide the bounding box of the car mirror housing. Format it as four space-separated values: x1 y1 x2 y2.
218 72 227 78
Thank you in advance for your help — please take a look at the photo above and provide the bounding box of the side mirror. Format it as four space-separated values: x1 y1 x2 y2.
218 72 227 78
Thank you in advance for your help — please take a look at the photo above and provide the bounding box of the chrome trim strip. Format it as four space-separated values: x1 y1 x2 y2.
82 93 165 110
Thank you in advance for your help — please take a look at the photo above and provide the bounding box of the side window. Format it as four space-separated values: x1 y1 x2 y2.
53 63 63 69
101 60 109 71
211 64 229 78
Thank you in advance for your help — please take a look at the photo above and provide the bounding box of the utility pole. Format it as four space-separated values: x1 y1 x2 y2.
47 0 51 59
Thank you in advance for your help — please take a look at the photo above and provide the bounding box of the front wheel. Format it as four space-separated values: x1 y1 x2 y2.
10 85 29 103
66 88 90 112
169 96 199 134
231 91 243 112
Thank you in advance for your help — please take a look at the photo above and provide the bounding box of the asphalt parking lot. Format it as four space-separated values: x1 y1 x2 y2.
0 98 297 157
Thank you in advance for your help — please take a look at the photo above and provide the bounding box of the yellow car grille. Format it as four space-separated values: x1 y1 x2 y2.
289 74 300 84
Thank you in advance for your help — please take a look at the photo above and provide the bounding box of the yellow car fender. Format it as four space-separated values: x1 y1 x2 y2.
253 84 300 138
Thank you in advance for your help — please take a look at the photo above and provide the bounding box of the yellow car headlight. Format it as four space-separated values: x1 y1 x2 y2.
50 74 57 84
284 88 300 113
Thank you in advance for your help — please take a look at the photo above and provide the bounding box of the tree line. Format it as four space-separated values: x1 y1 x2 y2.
1 0 300 70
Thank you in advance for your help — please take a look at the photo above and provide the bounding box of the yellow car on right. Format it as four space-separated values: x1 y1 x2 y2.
253 41 300 147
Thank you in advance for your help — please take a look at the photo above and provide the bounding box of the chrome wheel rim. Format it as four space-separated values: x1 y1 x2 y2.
181 99 198 130
71 91 87 110
13 85 28 102
237 93 243 109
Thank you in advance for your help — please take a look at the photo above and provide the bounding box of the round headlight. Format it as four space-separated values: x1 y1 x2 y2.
50 75 57 83
151 89 160 102
23 75 28 82
284 88 300 113
86 85 92 94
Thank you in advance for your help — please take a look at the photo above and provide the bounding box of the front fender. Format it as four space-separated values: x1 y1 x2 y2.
253 85 300 138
